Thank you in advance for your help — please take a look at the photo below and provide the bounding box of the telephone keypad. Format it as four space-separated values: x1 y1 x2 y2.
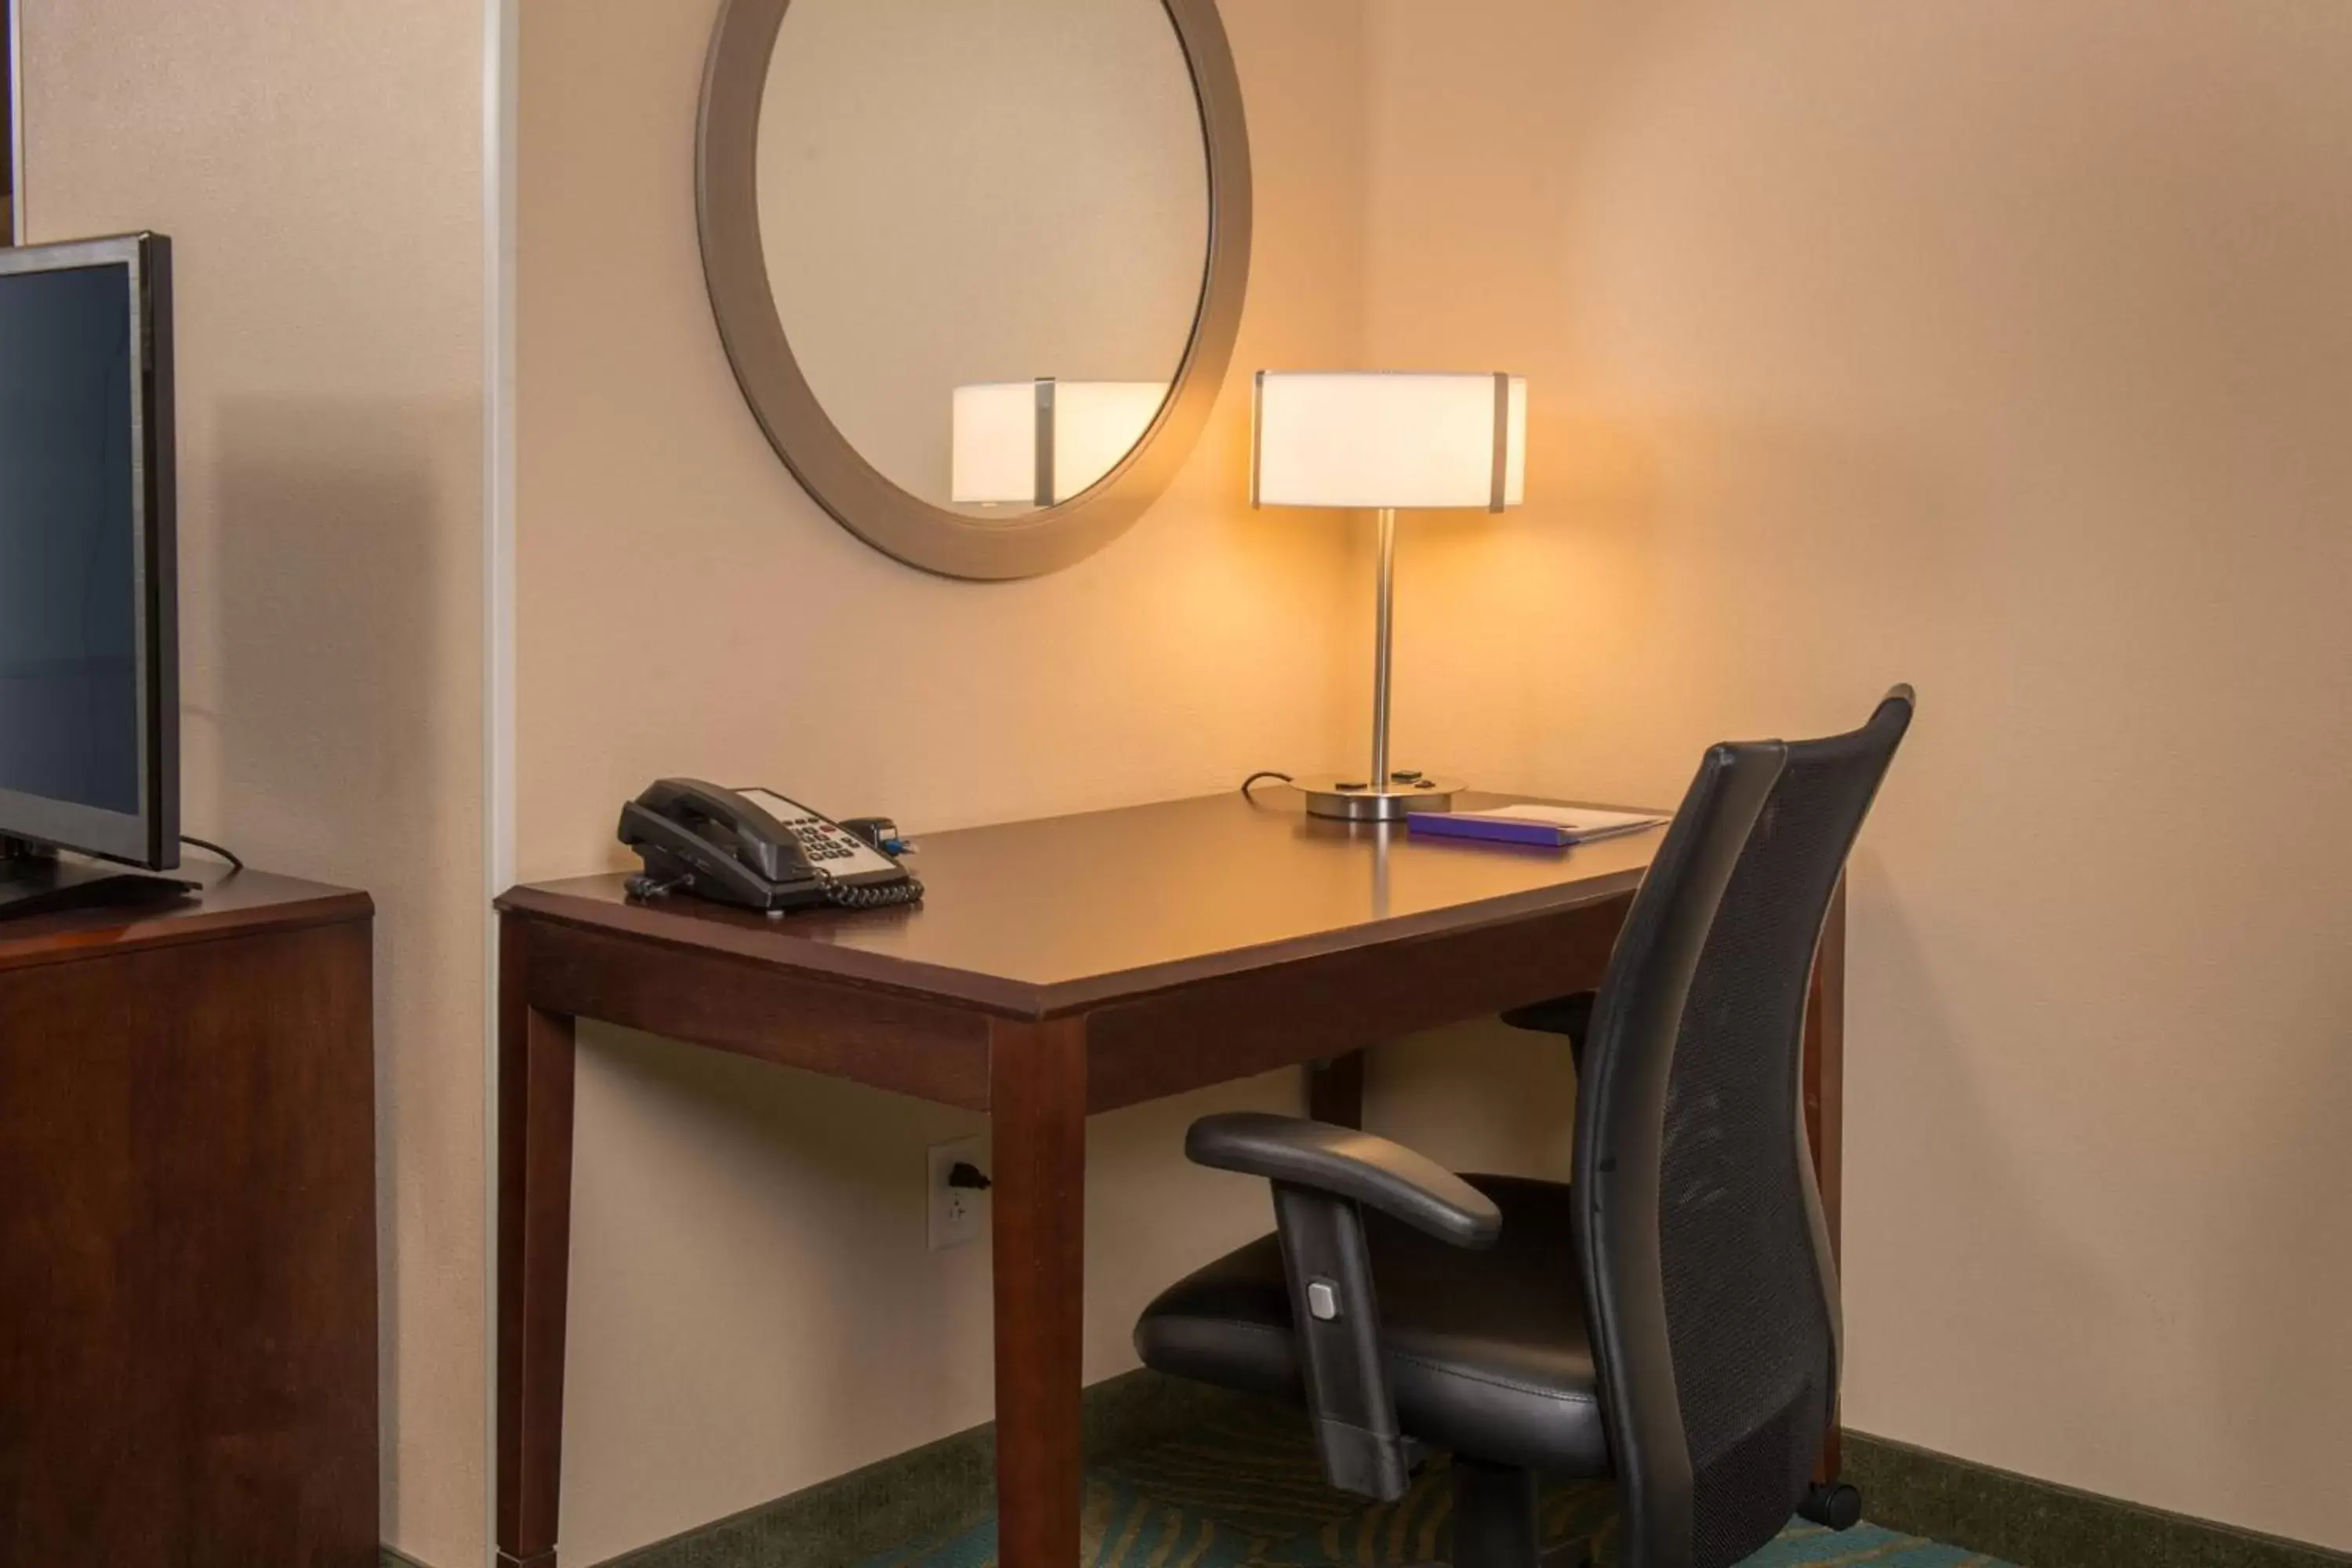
740 789 902 877
786 818 868 862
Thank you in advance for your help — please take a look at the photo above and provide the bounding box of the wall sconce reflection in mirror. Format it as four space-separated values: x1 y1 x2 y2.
952 378 1173 510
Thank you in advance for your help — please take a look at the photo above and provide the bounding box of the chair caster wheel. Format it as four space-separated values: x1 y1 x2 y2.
1798 1481 1863 1530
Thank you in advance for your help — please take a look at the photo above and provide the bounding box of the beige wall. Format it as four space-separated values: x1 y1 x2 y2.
19 2 489 1564
1360 2 2352 1549
516 2 1386 1559
517 3 1368 876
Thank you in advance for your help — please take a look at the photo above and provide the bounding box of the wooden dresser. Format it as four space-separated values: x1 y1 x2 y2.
0 870 376 1567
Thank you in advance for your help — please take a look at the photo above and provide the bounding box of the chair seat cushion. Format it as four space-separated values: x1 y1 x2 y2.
1133 1174 1610 1476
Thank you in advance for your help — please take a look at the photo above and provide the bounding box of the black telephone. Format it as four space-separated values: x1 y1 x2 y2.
618 779 922 913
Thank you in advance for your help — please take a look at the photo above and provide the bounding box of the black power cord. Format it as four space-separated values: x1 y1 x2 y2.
1240 770 1294 801
180 834 246 874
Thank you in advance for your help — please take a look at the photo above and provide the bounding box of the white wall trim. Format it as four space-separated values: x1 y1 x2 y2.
480 0 519 1562
10 0 27 240
482 0 517 897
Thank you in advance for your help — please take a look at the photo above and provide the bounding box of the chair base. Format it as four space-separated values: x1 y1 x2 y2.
1409 1551 1587 1568
1450 1457 1591 1568
1798 1479 1864 1530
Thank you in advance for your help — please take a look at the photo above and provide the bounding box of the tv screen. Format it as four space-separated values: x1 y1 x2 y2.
0 235 176 869
0 266 141 813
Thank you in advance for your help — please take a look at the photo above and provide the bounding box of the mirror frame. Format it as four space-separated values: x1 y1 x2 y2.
697 0 1253 580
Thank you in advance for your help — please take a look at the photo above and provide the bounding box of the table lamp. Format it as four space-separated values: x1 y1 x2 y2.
1253 369 1528 821
953 379 1170 507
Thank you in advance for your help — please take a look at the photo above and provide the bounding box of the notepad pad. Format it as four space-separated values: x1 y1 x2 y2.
1406 803 1668 848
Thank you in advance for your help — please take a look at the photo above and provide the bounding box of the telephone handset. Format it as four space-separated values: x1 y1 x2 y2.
618 779 923 913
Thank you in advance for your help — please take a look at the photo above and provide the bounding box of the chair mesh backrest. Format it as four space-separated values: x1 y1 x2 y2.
1574 688 1912 1568
1662 693 1910 1565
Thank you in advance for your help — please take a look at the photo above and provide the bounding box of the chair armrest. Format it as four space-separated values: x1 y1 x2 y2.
1187 1113 1502 1249
1185 1112 1496 1501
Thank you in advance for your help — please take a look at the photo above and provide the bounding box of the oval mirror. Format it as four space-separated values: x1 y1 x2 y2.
699 0 1251 579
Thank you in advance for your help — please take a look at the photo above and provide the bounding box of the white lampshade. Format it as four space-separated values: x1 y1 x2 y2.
951 379 1169 506
1252 371 1527 511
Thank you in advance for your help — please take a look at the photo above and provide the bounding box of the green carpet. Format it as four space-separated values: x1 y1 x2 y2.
854 1401 2016 1568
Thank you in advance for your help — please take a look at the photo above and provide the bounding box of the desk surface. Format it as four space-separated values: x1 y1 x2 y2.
498 789 1663 1017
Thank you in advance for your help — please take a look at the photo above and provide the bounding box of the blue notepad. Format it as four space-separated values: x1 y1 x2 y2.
1406 803 1666 848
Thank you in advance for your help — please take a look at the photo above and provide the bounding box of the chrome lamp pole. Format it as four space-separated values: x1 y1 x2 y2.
1291 506 1463 822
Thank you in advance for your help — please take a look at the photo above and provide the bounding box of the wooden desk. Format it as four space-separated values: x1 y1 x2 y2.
494 791 1845 1568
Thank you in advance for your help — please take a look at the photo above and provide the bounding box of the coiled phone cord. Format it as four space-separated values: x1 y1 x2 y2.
815 871 926 910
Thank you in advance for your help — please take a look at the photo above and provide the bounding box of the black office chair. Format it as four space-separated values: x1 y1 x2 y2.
1134 688 1915 1568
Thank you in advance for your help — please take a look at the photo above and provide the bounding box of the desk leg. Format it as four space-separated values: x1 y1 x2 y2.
1805 881 1848 1485
497 919 578 1568
1307 1051 1367 1128
989 1017 1088 1568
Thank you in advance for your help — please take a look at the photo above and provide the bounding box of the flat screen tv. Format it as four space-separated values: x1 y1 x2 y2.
0 234 182 916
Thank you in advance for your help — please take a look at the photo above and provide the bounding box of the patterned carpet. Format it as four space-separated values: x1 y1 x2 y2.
855 1401 2015 1568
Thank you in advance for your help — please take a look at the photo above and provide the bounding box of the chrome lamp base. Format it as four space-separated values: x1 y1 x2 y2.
1294 771 1465 823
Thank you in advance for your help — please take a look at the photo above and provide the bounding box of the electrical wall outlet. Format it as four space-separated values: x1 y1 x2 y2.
927 1135 987 1251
